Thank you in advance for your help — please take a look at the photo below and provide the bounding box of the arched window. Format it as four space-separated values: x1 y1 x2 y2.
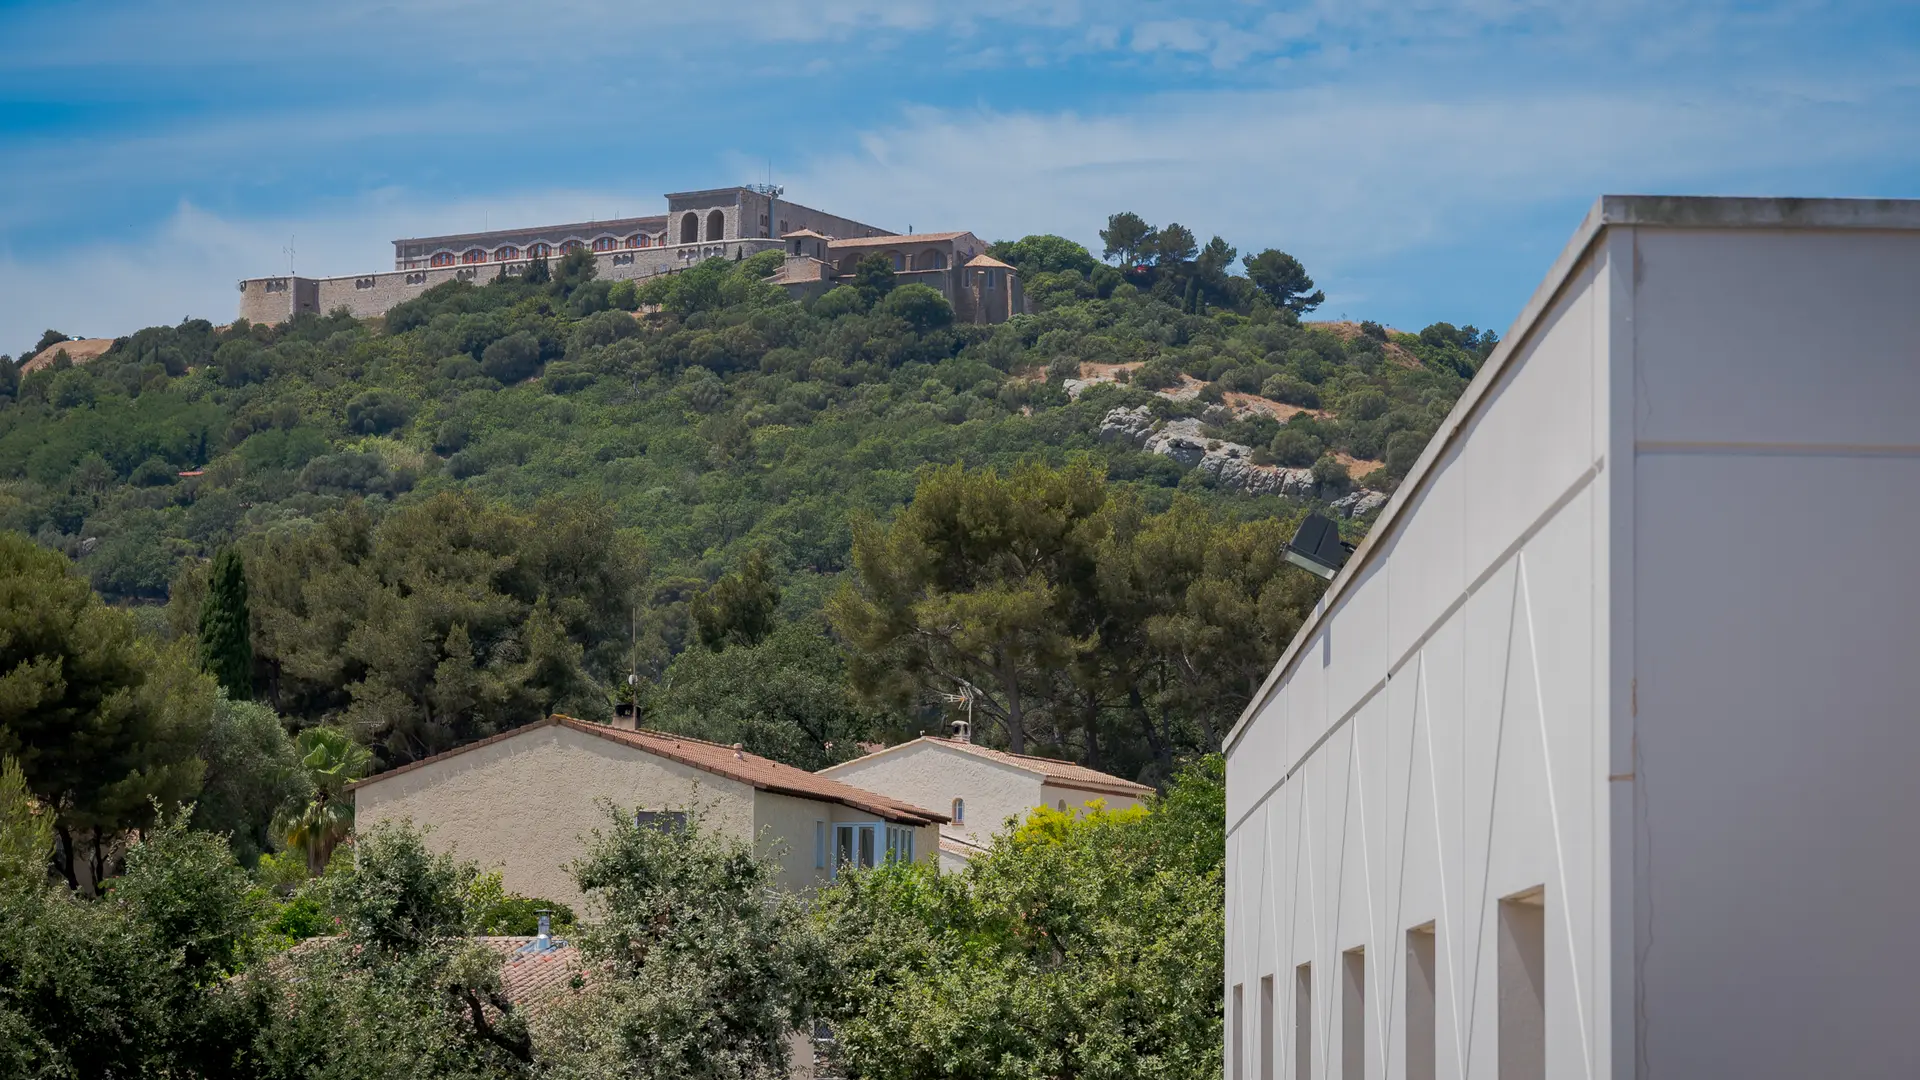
494 246 519 261
680 212 699 244
1056 799 1068 812
951 798 965 824
561 240 585 255
592 236 618 252
912 249 945 271
932 250 947 269
706 208 725 242
626 235 644 249
527 242 551 258
462 249 487 264
888 252 905 271
429 251 456 267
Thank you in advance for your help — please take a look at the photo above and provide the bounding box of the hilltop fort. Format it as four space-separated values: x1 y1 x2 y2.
238 186 1025 325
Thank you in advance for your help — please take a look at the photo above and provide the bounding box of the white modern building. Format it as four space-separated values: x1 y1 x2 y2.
1223 196 1920 1080
818 730 1153 871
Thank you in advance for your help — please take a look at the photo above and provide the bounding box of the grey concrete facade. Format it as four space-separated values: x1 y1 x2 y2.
1222 195 1920 1080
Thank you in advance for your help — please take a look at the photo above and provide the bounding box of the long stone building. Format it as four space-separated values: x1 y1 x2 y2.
239 186 1025 325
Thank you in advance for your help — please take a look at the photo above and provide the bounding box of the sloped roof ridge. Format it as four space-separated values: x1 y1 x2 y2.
924 736 1155 795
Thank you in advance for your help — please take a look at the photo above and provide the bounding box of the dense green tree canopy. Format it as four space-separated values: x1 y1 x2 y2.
0 532 214 888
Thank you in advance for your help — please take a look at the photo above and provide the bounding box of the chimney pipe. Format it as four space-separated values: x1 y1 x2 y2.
535 910 551 948
732 742 745 760
951 719 971 744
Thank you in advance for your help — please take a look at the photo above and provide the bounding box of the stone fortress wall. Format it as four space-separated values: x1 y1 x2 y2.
239 186 1028 326
239 187 892 326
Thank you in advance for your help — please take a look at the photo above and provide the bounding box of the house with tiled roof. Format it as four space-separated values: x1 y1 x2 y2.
349 715 945 907
816 729 1154 870
772 228 1026 322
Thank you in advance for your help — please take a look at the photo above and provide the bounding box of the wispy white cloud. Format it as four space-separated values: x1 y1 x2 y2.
9 67 1910 351
0 189 644 348
782 83 1912 266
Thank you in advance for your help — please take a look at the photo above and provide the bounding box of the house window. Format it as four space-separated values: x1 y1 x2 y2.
815 821 826 869
833 823 913 874
779 219 789 235
429 252 456 267
833 823 875 874
634 810 687 832
462 249 487 264
592 236 618 252
627 235 644 249
527 243 551 258
885 825 914 863
1057 799 1068 812
951 798 965 824
495 246 519 261
561 240 585 254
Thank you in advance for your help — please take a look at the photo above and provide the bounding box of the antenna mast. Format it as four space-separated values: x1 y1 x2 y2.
750 178 784 240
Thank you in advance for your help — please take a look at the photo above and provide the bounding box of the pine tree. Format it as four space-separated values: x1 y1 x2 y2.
199 548 253 699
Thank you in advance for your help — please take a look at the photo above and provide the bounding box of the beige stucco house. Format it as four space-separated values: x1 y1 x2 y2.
817 733 1154 871
349 715 945 907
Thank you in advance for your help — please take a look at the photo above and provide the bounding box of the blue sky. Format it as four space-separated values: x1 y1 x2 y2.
2 0 1917 353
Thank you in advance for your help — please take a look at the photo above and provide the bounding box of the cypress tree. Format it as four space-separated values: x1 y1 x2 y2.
199 548 253 698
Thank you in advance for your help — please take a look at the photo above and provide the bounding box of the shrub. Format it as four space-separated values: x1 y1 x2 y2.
1269 428 1322 468
1311 453 1351 493
128 456 178 487
569 309 640 355
812 285 863 320
345 390 409 435
1341 388 1388 422
877 283 954 334
299 452 398 496
1134 356 1185 391
1260 374 1319 408
480 331 542 383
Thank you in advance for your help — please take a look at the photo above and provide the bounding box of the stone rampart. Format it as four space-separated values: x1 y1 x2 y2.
240 239 783 323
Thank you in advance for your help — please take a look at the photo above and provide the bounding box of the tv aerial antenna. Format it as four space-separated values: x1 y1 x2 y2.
935 680 979 742
284 236 296 276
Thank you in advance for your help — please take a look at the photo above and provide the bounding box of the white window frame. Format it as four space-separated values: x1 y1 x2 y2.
831 821 914 877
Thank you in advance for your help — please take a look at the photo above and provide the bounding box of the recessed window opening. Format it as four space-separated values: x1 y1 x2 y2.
1231 983 1245 1080
951 798 965 824
814 820 826 869
1407 924 1436 1080
1295 963 1312 1080
1499 888 1546 1080
706 209 725 241
1259 974 1275 1080
1342 947 1365 1079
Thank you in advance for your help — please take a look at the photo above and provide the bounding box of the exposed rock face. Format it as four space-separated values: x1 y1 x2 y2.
1099 406 1387 514
1331 490 1389 517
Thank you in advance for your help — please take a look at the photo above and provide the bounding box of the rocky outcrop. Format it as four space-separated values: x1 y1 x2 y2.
1099 406 1388 514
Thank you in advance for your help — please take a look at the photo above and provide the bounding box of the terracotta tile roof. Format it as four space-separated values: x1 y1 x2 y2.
269 936 587 1014
349 716 947 826
965 254 1015 270
780 228 830 240
480 936 587 1008
827 232 968 248
938 831 989 861
921 737 1156 798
